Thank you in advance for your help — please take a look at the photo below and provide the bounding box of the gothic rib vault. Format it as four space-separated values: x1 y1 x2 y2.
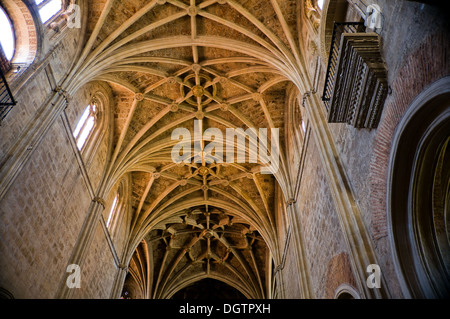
63 0 312 298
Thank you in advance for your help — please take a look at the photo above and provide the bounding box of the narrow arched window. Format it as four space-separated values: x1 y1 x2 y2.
295 97 307 139
73 103 97 151
105 179 129 241
106 194 119 229
35 0 62 24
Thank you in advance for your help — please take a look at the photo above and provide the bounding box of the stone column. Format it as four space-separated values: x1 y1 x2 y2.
285 199 313 299
109 264 128 299
55 196 106 299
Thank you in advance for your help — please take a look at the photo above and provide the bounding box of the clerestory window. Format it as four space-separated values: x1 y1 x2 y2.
106 194 119 229
106 191 125 239
73 103 97 151
35 0 62 24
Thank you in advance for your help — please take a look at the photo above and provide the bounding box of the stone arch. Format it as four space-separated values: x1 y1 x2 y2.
69 81 114 170
334 283 360 299
164 273 253 300
122 239 150 299
324 252 359 299
387 76 450 299
370 32 450 241
0 0 40 67
0 287 14 299
104 173 132 240
284 84 305 179
319 0 348 61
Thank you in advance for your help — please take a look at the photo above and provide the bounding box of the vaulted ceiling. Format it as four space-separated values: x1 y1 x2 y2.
66 0 311 299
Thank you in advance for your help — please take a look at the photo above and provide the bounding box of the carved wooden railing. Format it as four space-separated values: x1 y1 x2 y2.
322 22 388 129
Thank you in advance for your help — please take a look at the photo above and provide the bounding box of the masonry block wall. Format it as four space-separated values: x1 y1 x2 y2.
280 127 353 299
280 239 302 298
280 0 450 299
295 137 350 298
1 0 449 300
71 223 118 299
0 9 86 297
0 76 122 298
0 117 89 298
0 21 81 160
0 16 125 296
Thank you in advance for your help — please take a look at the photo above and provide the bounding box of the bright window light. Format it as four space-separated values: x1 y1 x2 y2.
73 106 90 138
76 116 94 150
106 195 119 228
73 104 97 151
0 8 15 61
317 0 324 10
36 0 62 23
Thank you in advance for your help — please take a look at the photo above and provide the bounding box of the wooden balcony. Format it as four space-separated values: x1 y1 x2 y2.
322 23 388 129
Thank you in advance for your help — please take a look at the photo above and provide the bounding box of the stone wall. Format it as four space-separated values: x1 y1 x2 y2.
0 22 82 162
0 117 91 298
295 132 350 298
71 223 117 299
279 236 302 298
0 70 119 298
287 0 450 299
1 0 449 300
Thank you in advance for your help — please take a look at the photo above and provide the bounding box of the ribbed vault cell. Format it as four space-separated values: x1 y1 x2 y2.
145 208 268 299
70 0 307 299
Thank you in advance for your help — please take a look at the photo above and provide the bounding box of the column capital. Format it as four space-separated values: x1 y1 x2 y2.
118 264 128 272
92 197 106 209
286 198 296 206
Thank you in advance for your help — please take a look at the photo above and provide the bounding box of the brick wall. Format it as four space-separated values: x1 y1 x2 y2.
368 30 450 298
281 129 352 299
324 252 357 299
370 31 450 240
287 0 450 299
1 0 449 300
